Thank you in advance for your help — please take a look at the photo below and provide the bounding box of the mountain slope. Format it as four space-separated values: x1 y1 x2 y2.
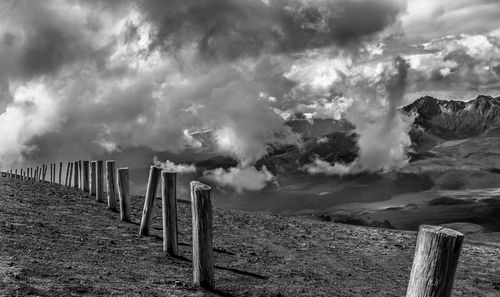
403 95 500 140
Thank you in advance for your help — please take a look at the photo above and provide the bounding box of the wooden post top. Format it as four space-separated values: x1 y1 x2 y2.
190 181 211 191
419 225 463 237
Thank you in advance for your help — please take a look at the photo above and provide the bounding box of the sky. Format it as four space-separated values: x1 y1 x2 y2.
0 0 500 189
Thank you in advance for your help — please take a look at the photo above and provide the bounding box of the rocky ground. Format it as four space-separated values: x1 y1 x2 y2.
0 177 499 296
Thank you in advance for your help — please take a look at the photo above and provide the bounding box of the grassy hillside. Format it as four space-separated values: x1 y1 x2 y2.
0 177 498 296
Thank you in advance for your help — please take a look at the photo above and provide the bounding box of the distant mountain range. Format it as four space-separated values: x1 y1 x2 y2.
403 95 500 151
189 95 500 173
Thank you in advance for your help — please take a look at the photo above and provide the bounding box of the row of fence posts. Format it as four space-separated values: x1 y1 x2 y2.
3 162 215 289
2 162 464 295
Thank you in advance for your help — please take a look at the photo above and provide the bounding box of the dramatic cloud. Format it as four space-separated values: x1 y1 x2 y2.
402 0 500 42
0 0 405 170
302 157 354 175
140 0 406 61
203 165 274 192
347 56 413 171
153 156 197 173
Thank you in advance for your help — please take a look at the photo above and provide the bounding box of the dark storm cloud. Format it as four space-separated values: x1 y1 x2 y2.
139 0 405 61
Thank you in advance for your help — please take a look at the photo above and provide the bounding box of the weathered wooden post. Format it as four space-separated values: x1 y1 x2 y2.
105 160 117 211
190 181 214 289
162 171 178 256
82 161 89 192
53 164 56 183
58 162 62 184
78 160 83 190
406 225 464 297
35 167 38 181
90 161 97 196
139 166 161 236
73 161 79 189
96 160 104 202
68 162 74 187
117 168 131 222
50 164 53 183
64 162 70 186
15 169 18 179
42 165 47 182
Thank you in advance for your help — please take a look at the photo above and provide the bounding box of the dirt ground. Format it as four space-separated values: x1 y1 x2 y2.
0 177 499 296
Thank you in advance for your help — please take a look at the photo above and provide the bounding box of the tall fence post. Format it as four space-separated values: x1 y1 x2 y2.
162 171 178 256
83 161 89 192
73 161 79 189
64 162 70 186
190 181 214 289
90 161 97 196
42 165 47 182
78 160 83 190
406 225 464 297
106 160 117 211
59 162 62 184
96 160 104 202
117 168 131 222
139 166 161 236
69 162 74 186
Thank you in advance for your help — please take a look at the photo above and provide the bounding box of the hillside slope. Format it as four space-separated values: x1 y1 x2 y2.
0 178 499 296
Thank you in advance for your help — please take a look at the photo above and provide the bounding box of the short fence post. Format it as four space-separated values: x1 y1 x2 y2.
406 225 464 297
190 181 214 289
106 160 117 211
162 171 178 256
50 164 53 183
82 161 89 192
139 166 161 236
117 168 131 222
58 162 62 184
90 161 97 196
35 167 38 182
42 165 47 182
96 160 104 202
15 169 17 180
73 161 79 189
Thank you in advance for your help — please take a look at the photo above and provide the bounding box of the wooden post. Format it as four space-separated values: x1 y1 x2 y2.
53 164 56 183
78 160 83 190
64 162 70 186
96 160 104 202
82 161 89 192
58 162 62 184
406 225 464 297
162 171 178 255
42 165 47 182
35 167 38 181
190 181 214 289
90 161 97 196
73 161 79 189
105 160 117 211
139 166 161 236
15 169 17 179
50 164 53 183
69 163 74 187
117 168 131 222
